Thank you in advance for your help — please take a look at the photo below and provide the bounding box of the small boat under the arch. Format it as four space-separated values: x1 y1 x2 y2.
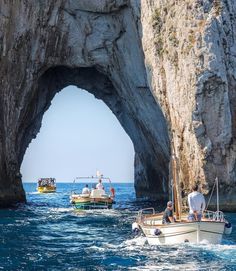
37 178 56 193
70 174 115 210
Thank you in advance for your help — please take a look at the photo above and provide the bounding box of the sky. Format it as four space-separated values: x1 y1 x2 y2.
21 86 134 183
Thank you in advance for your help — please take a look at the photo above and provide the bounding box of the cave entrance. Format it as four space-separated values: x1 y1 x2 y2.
17 66 170 203
21 85 135 183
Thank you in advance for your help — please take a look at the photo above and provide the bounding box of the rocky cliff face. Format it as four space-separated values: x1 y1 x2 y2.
0 0 235 210
137 0 236 210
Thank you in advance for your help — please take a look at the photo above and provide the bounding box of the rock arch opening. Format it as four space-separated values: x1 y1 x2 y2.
0 65 170 206
21 85 135 182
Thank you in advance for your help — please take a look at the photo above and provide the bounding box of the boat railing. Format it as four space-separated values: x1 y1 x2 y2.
137 208 155 223
204 209 225 222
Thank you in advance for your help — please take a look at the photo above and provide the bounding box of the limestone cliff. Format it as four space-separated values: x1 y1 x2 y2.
137 0 236 210
0 0 235 210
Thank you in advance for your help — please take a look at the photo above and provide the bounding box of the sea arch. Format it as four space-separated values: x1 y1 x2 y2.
20 84 135 183
0 1 170 206
18 66 169 201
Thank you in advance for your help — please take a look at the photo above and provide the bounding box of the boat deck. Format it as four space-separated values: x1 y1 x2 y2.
138 212 225 227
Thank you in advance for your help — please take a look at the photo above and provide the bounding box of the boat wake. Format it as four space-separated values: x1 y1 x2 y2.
123 236 148 247
49 207 74 213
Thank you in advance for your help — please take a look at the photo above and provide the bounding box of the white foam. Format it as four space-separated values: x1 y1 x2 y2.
50 207 74 212
87 245 106 252
73 209 124 219
123 236 147 247
129 262 203 271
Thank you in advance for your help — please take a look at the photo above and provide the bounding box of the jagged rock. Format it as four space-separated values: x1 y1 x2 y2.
0 0 235 210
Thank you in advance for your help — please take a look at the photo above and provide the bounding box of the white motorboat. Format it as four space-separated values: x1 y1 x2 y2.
133 208 231 245
133 154 232 245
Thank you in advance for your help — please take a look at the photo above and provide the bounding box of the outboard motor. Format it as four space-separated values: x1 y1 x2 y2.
224 222 233 235
132 222 140 234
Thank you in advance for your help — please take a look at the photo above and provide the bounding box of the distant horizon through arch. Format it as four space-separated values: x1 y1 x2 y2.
21 85 135 183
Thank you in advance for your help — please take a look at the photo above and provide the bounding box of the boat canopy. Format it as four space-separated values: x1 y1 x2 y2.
38 178 56 186
73 175 111 183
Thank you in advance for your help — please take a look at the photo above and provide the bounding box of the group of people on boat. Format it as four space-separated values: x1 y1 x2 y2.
162 184 206 224
81 179 105 195
38 178 55 187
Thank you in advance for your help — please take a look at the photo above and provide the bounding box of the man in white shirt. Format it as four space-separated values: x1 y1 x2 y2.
82 184 90 195
96 179 104 190
188 184 206 221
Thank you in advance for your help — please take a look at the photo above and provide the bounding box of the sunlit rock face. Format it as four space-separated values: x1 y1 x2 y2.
0 0 235 210
137 0 236 211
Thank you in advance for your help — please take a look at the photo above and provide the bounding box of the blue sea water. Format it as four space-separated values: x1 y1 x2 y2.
0 183 235 271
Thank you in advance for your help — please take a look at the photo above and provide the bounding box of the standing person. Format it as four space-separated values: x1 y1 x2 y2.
188 184 206 221
82 184 90 195
162 201 175 224
96 179 104 190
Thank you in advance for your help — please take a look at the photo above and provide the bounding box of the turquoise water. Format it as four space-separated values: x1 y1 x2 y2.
0 183 235 270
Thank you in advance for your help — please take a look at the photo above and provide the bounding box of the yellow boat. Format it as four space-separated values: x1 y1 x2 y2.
37 178 56 193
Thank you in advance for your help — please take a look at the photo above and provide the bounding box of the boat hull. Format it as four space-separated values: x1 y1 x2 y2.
140 221 225 245
38 186 56 193
71 196 114 210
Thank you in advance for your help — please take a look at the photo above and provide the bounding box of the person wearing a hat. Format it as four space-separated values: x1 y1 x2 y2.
162 201 175 224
